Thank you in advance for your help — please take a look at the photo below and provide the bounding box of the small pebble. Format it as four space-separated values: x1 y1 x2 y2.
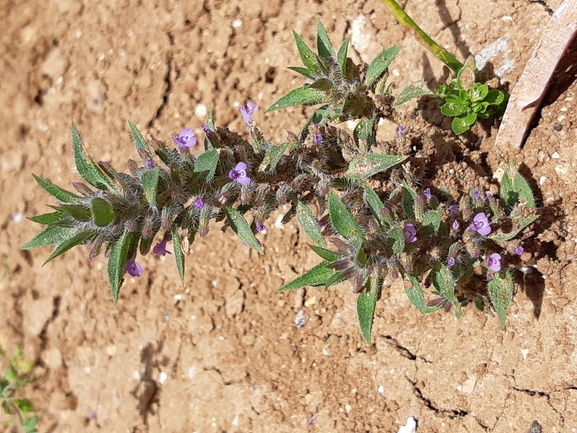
295 310 305 328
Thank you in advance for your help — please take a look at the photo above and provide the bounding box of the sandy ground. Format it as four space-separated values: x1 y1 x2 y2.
2 0 577 431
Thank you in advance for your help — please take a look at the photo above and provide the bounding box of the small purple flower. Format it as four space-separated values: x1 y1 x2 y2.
313 133 323 144
471 212 491 236
229 162 251 186
486 192 493 199
153 238 172 256
396 125 407 137
255 221 266 232
447 256 456 267
173 128 197 149
194 197 205 209
403 224 417 243
515 246 524 255
448 204 460 214
145 158 154 169
240 101 257 126
472 189 480 201
423 188 432 202
486 253 502 272
125 257 143 277
452 220 460 231
202 124 211 134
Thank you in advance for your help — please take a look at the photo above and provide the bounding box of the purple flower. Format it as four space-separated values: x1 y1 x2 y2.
403 224 417 243
145 158 154 169
194 198 205 209
240 101 257 126
313 133 323 144
472 189 480 201
202 124 211 134
423 188 432 202
396 125 407 137
452 220 460 231
255 221 266 232
125 257 143 277
447 256 456 267
153 238 172 256
172 128 197 149
486 253 502 272
448 204 460 214
486 192 493 199
229 162 251 186
471 212 491 236
515 246 524 255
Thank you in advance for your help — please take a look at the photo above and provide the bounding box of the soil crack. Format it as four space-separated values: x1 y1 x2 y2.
407 378 468 419
382 335 431 363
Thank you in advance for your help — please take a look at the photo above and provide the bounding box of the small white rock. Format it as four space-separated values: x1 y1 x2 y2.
377 385 385 394
232 18 243 28
397 416 417 433
158 371 168 384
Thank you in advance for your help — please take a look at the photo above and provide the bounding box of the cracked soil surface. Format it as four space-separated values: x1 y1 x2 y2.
2 0 577 432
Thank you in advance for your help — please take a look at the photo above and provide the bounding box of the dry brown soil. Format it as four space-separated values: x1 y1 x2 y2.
1 0 577 432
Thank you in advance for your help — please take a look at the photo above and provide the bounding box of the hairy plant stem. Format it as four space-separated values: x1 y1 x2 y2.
379 0 465 73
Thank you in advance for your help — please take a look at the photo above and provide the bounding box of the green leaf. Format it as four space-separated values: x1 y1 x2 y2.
141 167 160 207
336 38 349 75
364 46 402 89
28 212 66 225
328 190 364 248
490 215 539 242
389 226 405 255
21 226 75 250
484 89 505 105
193 149 219 182
171 227 185 285
292 29 323 73
500 164 536 208
357 275 381 343
71 122 113 190
431 263 456 302
451 116 473 135
394 83 434 106
345 154 407 180
33 175 81 203
364 186 389 227
316 20 335 58
44 231 95 264
90 198 115 227
278 261 337 291
488 270 513 328
259 142 289 173
423 209 442 234
54 204 91 221
404 275 440 314
265 87 324 113
108 232 134 303
296 202 325 247
224 206 263 254
128 120 151 154
440 101 469 117
402 185 416 219
308 245 338 261
23 415 39 432
287 66 314 79
352 117 376 150
5 366 17 381
307 78 333 91
2 400 10 415
13 398 34 413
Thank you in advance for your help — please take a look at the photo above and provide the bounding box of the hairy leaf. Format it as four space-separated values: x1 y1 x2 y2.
364 46 402 89
43 231 95 264
21 226 75 250
328 190 364 248
404 275 440 314
395 83 434 106
357 274 381 343
224 206 263 254
345 154 407 180
33 175 81 203
171 226 185 285
488 270 513 328
297 201 325 247
193 149 219 182
266 87 324 113
128 120 152 154
141 166 160 207
71 122 113 190
316 20 335 58
278 261 338 291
